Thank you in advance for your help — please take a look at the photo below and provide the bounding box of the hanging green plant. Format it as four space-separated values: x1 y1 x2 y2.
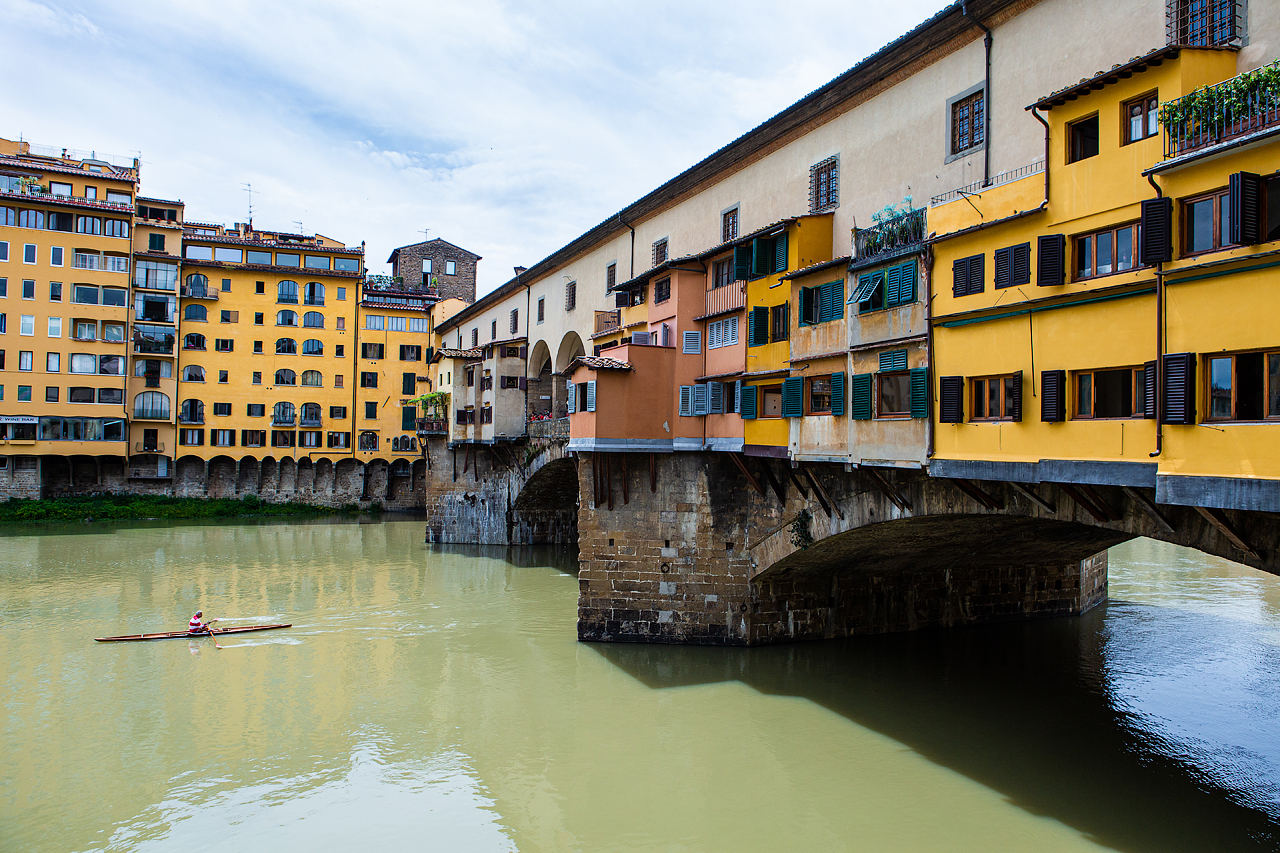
1159 61 1280 136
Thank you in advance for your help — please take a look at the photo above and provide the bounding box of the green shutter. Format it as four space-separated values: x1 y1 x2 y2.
909 367 928 418
879 349 908 372
741 384 758 419
773 232 788 273
748 306 769 346
401 406 417 430
752 237 771 276
831 371 845 417
747 307 758 346
850 373 873 420
898 260 917 304
817 281 844 323
885 264 902 307
734 245 752 281
781 377 803 417
798 287 812 326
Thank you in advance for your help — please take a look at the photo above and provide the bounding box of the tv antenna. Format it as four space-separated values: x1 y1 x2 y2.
293 220 304 235
420 228 431 241
242 182 254 227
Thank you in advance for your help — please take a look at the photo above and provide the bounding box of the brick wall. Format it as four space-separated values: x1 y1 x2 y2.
390 240 478 305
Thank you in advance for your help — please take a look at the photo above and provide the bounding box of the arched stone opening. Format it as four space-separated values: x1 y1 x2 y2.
207 455 237 498
510 456 579 545
335 459 363 501
314 458 335 496
259 457 279 499
278 457 298 496
174 455 207 497
527 340 555 419
236 456 260 495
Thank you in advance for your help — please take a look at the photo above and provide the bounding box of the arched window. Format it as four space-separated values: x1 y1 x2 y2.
184 333 206 350
185 273 209 297
179 399 204 424
304 282 325 305
276 338 296 354
392 436 401 452
275 369 297 386
76 216 103 235
133 391 170 419
184 304 207 321
302 339 323 356
277 280 299 304
303 311 324 328
18 209 43 229
301 370 323 386
301 402 322 425
273 402 295 425
0 207 14 226
276 310 297 326
359 431 379 451
105 219 130 238
182 365 205 382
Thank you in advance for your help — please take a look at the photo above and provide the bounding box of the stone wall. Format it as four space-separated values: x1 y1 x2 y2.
388 239 479 305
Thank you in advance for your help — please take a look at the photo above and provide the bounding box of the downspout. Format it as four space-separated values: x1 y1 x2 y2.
1031 106 1050 201
962 1 993 187
924 245 936 459
618 213 636 279
1147 172 1164 458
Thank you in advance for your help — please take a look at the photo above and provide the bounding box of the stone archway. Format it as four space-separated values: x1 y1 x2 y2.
207 455 237 498
174 455 206 497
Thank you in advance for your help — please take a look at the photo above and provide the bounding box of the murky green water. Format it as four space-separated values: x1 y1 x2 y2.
1 520 1277 851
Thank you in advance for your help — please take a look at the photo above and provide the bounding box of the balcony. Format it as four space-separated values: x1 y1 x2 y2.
273 416 296 427
1162 62 1280 158
416 417 449 435
133 408 170 421
134 442 166 453
144 373 161 388
852 207 926 268
134 339 174 355
527 417 570 440
180 283 219 300
704 280 746 317
593 310 621 337
300 417 322 428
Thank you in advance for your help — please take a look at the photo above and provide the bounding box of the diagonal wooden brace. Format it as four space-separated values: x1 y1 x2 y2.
859 466 911 512
947 478 1002 510
1195 506 1260 561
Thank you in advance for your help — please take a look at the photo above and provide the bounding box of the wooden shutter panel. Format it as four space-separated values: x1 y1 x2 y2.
909 367 928 418
830 371 845 417
693 383 709 416
519 376 527 391
898 260 917 304
1036 235 1065 286
402 406 416 430
1142 360 1157 419
1041 370 1066 422
994 246 1013 289
952 258 969 297
615 290 629 309
1161 352 1196 425
749 305 768 346
1009 371 1023 422
1140 198 1173 265
884 264 902 306
734 380 742 414
682 330 701 354
709 381 724 414
752 237 771 276
567 382 576 414
939 376 964 423
734 245 752 281
1012 243 1031 285
679 385 693 417
740 384 757 419
773 232 788 272
967 254 985 295
879 349 908 372
850 373 873 420
585 380 596 412
781 377 804 417
1229 172 1263 245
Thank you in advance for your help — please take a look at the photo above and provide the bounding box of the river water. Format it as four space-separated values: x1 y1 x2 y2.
1 519 1277 852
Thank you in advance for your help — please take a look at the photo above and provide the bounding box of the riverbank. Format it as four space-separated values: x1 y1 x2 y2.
0 494 375 523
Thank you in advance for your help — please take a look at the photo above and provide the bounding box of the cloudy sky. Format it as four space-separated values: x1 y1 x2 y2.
3 0 949 295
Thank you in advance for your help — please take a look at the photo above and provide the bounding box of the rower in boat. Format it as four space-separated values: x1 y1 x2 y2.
188 610 215 634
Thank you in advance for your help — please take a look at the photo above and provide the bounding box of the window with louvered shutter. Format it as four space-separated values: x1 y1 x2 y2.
692 383 708 415
586 380 596 412
909 367 929 418
740 384 757 419
1143 360 1158 418
734 245 752 282
615 290 629 309
1140 198 1173 265
952 258 969 297
1161 352 1196 424
798 287 818 326
818 281 844 323
853 271 882 312
1009 371 1023 421
1229 172 1263 245
709 382 724 414
682 330 701 354
850 373 873 420
879 349 908 372
781 377 804 417
774 233 788 273
1037 235 1065 286
830 371 845 417
967 255 985 294
1041 370 1066 422
939 376 964 423
994 246 1013 289
567 382 576 414
734 380 742 414
892 260 917 306
679 385 693 417
885 264 902 306
1012 243 1031 286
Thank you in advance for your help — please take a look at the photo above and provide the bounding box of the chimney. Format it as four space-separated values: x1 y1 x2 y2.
514 266 527 276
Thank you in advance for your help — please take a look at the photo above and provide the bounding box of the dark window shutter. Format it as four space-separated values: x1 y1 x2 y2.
879 349 908 372
1229 172 1263 245
898 260 917 304
909 367 928 418
1041 370 1066 422
399 345 407 359
939 376 964 423
994 246 1013 289
1036 235 1065 286
1142 360 1157 419
1009 371 1023 422
1012 243 1031 285
781 377 804 417
1162 352 1196 424
967 254 985 294
747 306 757 345
519 377 527 391
773 232 788 272
740 384 757 419
615 290 629 309
830 371 845 417
952 258 969 297
734 245 752 281
752 237 771 276
749 305 768 345
1140 197 1173 265
401 406 416 430
519 345 526 359
850 373 873 420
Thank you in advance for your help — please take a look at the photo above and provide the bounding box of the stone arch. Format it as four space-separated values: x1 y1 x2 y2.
70 455 99 491
510 455 579 544
363 458 389 502
295 456 315 496
554 331 585 373
526 339 556 419
335 459 363 501
260 456 279 499
174 454 207 497
314 457 335 497
236 455 260 495
207 455 237 498
278 456 298 496
39 454 73 496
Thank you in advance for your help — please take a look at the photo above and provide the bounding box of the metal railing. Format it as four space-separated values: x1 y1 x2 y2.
853 207 926 262
300 418 322 427
180 283 219 300
134 340 174 354
705 281 746 316
594 310 621 336
416 418 449 435
527 417 570 440
273 415 296 426
931 161 1044 206
1162 61 1280 157
1167 0 1240 47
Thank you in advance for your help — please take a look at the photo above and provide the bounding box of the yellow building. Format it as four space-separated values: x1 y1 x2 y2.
930 46 1280 510
0 138 138 491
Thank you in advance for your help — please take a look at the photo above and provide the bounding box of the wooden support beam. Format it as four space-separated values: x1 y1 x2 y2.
605 453 614 511
859 466 910 512
1010 481 1055 513
803 465 844 519
1057 483 1110 523
649 452 657 493
592 454 600 508
786 467 811 499
730 452 765 496
947 478 1001 510
1194 506 1260 561
1122 486 1175 535
452 447 458 482
757 458 787 504
462 445 470 474
619 453 629 505
1078 483 1121 522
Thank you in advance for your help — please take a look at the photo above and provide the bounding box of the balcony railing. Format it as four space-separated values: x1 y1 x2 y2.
144 373 161 388
527 417 570 440
593 310 621 336
180 283 219 300
1162 61 1280 158
133 408 170 420
273 415 296 426
704 280 746 317
853 207 926 264
300 417 322 427
416 418 449 435
930 160 1044 206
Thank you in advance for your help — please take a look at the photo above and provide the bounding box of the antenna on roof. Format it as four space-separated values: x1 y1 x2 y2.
293 220 304 235
242 182 254 229
420 228 431 241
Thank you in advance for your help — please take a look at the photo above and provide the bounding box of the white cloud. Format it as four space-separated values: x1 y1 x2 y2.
0 0 949 293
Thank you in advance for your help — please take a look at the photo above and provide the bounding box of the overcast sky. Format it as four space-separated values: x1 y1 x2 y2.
3 0 950 295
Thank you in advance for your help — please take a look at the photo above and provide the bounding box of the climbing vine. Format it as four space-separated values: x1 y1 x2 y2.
1159 62 1280 134
789 508 814 550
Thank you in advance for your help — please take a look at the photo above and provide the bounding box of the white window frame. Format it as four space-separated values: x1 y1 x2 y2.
20 315 34 336
50 246 64 267
47 317 61 338
23 244 36 265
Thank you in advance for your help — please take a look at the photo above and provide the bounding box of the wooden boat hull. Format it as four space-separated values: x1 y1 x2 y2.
95 623 292 642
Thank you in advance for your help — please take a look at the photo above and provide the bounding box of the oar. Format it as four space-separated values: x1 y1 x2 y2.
207 620 223 650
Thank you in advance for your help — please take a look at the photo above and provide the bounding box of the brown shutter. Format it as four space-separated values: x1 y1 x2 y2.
1041 370 1065 422
1229 172 1263 245
1140 198 1173 265
1036 235 1065 286
1009 371 1023 421
1142 360 1158 419
939 376 964 423
1161 352 1196 425
615 290 629 309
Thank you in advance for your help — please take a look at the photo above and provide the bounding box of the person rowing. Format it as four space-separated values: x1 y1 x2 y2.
188 610 218 634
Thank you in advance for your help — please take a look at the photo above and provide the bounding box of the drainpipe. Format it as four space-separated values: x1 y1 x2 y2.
618 213 636 279
924 244 936 459
1147 173 1164 459
962 2 993 187
1031 106 1050 201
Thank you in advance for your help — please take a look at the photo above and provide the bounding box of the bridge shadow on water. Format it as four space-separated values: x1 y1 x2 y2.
591 602 1280 852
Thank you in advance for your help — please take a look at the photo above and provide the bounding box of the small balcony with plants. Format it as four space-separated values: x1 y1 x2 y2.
410 391 450 435
851 200 926 271
1161 61 1280 158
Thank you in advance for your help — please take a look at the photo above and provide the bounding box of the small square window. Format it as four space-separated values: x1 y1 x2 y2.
255 281 265 294
252 371 262 385
365 401 378 419
219 370 228 383
50 247 64 267
45 386 58 402
337 287 346 301
253 341 263 353
222 278 231 292
1069 115 1100 163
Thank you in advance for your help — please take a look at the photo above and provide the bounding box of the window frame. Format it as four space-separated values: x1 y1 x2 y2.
1205 349 1280 422
759 384 783 419
1123 91 1160 145
1074 222 1144 281
1068 113 1101 163
808 375 833 415
1182 188 1235 257
810 156 839 212
1072 366 1147 420
877 370 913 418
946 85 986 162
969 374 1020 422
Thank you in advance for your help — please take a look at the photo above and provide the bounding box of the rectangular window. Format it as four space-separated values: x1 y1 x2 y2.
23 244 36 264
387 316 405 332
760 385 783 419
215 339 233 352
330 406 347 419
510 308 518 334
253 341 263 353
403 372 416 394
305 255 329 270
1205 350 1280 421
1168 0 1239 47
400 345 422 361
67 386 93 403
1073 367 1145 419
565 280 576 311
23 280 35 299
335 374 344 388
1124 93 1159 144
605 262 616 295
810 157 839 211
491 319 497 340
1076 223 1141 280
213 402 232 417
1184 189 1233 255
212 429 235 447
682 330 701 354
45 386 59 402
362 343 384 360
950 89 985 156
970 374 1021 421
712 259 732 290
537 297 545 323
770 302 789 343
148 233 165 252
993 244 1031 289
46 352 59 372
252 372 262 385
336 287 346 301
799 280 845 325
241 430 266 447
652 238 668 267
365 401 378 419
952 255 985 297
49 281 62 302
361 372 377 388
221 310 235 323
222 279 231 292
20 315 34 336
98 388 122 405
276 253 300 267
365 314 385 331
809 376 832 414
707 317 739 349
722 208 739 242
1069 114 1100 163
51 247 64 267
0 242 6 262
71 285 97 304
445 260 457 275
247 404 265 417
47 317 61 338
18 385 31 402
